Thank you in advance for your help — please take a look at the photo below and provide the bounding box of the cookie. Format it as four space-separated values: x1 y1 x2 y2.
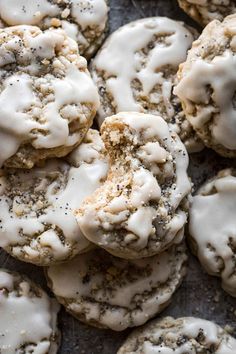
0 0 109 59
175 15 236 158
178 0 236 27
46 243 187 331
91 17 203 153
76 112 191 259
117 316 236 353
0 129 108 266
0 269 60 353
0 25 99 169
189 169 236 297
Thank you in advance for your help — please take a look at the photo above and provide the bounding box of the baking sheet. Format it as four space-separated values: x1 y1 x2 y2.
1 0 236 353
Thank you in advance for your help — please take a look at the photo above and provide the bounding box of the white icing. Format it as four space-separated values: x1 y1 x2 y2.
0 0 108 29
47 244 186 331
70 0 108 29
92 17 194 125
0 27 99 167
0 130 108 263
189 173 236 296
175 51 236 150
77 112 190 257
0 270 59 354
0 0 59 25
140 317 236 354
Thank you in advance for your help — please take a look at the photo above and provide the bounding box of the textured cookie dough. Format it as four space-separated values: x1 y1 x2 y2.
0 25 99 169
46 243 187 331
91 17 203 153
0 0 109 59
117 316 236 353
0 130 108 266
0 269 60 354
175 15 236 158
76 112 191 259
189 169 236 297
178 0 236 27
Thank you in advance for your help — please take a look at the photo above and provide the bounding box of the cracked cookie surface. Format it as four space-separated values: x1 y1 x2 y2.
189 169 236 297
91 17 203 153
46 243 187 331
0 0 109 59
0 269 60 354
178 0 236 26
175 15 236 158
117 316 236 353
0 25 99 169
76 112 191 259
0 129 108 266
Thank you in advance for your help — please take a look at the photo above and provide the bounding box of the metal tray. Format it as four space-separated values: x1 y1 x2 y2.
1 1 236 353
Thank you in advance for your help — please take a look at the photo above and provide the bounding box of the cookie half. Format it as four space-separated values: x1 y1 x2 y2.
0 25 99 169
178 0 236 27
0 129 108 266
0 0 109 59
46 242 187 331
76 112 191 259
0 269 60 353
91 17 203 153
189 169 236 297
175 15 236 158
117 316 236 353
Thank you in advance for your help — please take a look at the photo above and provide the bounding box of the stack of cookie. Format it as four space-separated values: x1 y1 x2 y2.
0 0 236 352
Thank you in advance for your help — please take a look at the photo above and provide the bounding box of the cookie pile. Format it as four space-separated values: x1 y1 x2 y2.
0 0 236 352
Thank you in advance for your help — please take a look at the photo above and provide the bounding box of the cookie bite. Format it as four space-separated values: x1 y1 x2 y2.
76 112 191 259
0 269 60 353
0 25 99 169
175 15 236 158
117 316 236 353
0 130 108 266
91 17 203 152
189 169 236 297
0 0 109 59
178 0 236 27
46 243 187 331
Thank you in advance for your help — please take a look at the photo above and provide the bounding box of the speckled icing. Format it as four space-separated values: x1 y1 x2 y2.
0 25 99 168
76 112 191 259
0 130 108 265
117 316 236 353
47 243 187 331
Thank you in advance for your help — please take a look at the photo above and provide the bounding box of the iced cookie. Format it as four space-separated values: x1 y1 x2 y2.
175 15 236 158
189 169 236 297
76 112 191 259
91 17 203 153
46 243 187 331
117 316 236 353
0 130 108 266
178 0 236 27
0 0 109 59
0 25 99 169
0 269 60 353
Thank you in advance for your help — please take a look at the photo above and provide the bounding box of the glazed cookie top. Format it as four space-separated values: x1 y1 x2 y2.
76 112 191 259
189 169 236 297
0 130 108 266
47 243 187 331
178 0 236 26
117 316 236 353
0 269 60 354
91 17 202 152
0 0 109 58
175 15 236 157
0 25 99 168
